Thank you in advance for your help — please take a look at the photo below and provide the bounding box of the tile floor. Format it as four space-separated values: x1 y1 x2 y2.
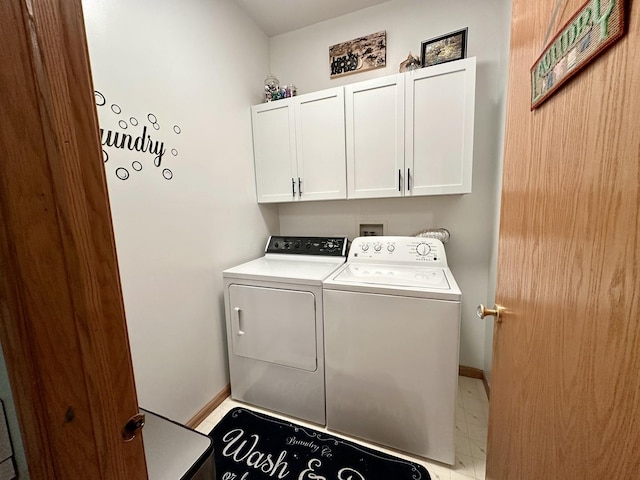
196 376 489 480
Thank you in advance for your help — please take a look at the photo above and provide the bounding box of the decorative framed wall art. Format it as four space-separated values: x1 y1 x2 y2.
329 31 386 78
421 28 468 68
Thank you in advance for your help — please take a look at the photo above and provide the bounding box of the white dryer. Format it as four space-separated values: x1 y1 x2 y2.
323 236 461 465
223 236 348 425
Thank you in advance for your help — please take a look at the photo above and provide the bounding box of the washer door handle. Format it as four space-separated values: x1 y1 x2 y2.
234 307 245 335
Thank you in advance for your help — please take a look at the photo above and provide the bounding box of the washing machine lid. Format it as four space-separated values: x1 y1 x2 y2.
324 263 461 301
223 255 347 286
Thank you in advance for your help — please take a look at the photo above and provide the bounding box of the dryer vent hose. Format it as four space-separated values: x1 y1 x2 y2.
414 228 450 244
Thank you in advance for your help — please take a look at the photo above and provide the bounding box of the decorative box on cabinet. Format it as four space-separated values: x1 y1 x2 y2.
251 88 346 203
344 57 476 199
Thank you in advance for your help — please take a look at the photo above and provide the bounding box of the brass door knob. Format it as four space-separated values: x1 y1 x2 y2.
477 304 504 322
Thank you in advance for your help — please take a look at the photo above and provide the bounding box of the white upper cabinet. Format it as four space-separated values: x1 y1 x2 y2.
251 58 476 203
252 99 297 203
252 88 346 203
345 75 405 199
344 57 476 199
405 57 476 196
295 88 347 201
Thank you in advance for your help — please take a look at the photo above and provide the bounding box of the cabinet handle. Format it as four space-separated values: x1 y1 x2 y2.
298 177 302 196
398 169 401 192
407 168 411 191
292 177 296 197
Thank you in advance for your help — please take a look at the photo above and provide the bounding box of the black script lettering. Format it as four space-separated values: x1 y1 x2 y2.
119 133 133 150
331 53 360 76
150 140 166 167
101 129 121 148
133 126 149 152
100 125 167 168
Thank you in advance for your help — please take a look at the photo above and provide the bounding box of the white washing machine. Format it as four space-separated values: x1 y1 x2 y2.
323 236 461 465
223 235 348 425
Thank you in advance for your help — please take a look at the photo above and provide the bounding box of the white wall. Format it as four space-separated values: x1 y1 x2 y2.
82 0 279 422
271 0 512 369
484 0 513 386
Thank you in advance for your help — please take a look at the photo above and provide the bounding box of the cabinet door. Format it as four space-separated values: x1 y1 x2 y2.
405 57 476 196
251 99 298 203
295 88 347 201
345 75 405 199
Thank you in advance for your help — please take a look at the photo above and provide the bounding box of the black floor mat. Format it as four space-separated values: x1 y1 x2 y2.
209 407 430 480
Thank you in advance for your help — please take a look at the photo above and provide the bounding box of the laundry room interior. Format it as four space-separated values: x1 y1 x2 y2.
82 0 509 421
3 0 509 477
3 0 639 479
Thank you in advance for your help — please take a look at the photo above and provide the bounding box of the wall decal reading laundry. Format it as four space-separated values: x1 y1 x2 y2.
100 125 167 166
95 90 182 181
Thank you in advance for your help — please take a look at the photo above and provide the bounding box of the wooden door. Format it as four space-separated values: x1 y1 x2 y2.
487 1 640 479
0 0 148 478
345 75 405 199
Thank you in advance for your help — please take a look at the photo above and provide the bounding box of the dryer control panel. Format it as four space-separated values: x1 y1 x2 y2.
265 236 349 257
349 236 448 267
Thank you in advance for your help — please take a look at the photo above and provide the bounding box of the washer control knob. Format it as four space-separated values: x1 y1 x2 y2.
416 242 431 256
374 244 382 252
387 244 395 252
361 244 369 252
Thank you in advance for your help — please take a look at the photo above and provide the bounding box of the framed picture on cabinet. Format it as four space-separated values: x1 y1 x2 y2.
421 28 468 68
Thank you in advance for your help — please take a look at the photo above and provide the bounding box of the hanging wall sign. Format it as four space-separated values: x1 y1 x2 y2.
531 0 626 110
